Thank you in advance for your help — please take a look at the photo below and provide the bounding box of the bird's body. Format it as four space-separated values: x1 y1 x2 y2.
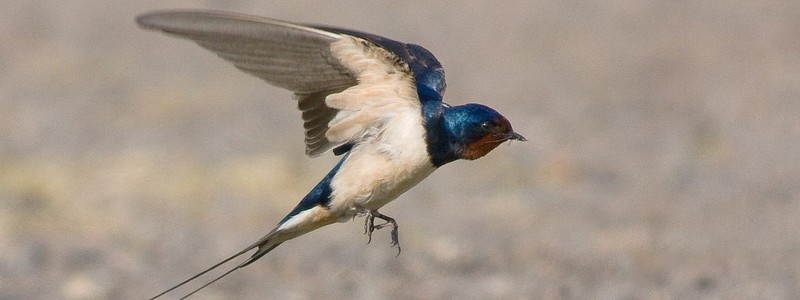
137 10 524 299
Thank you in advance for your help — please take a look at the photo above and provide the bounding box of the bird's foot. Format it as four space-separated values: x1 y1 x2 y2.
363 210 401 256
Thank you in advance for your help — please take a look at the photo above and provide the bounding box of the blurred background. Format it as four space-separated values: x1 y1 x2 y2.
2 1 799 299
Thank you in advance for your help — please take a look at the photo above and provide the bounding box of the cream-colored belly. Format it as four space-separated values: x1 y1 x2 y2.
326 144 436 217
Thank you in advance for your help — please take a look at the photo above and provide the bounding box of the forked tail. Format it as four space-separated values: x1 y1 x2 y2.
148 239 282 299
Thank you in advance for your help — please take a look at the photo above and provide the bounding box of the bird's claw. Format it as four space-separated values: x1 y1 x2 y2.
363 210 401 256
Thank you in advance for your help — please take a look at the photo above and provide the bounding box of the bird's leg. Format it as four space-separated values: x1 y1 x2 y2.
363 210 376 244
363 210 401 256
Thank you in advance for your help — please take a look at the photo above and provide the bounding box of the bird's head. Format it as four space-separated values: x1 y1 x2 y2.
442 103 526 160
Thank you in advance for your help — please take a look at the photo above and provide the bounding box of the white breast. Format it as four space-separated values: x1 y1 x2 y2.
320 35 437 219
326 106 436 217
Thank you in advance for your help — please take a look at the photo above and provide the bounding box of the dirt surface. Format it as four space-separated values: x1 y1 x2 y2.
2 1 799 299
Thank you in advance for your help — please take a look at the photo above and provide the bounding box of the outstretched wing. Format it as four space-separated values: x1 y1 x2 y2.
136 10 446 157
308 25 447 104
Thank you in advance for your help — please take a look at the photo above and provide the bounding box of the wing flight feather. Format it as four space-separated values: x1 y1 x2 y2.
137 10 428 157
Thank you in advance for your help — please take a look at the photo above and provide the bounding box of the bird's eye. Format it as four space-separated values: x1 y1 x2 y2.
480 121 495 131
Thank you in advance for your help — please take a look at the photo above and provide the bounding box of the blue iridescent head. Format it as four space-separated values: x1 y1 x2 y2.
441 103 526 161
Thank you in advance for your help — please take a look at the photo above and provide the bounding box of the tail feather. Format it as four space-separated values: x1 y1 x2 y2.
174 239 279 300
148 203 336 299
148 234 282 300
177 264 241 300
238 242 283 268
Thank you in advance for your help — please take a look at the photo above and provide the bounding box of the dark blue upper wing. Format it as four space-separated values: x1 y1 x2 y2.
308 25 447 104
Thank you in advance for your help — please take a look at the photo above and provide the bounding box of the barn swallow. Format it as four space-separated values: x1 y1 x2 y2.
137 10 525 299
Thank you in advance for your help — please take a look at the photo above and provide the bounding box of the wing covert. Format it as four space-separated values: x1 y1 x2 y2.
137 10 441 157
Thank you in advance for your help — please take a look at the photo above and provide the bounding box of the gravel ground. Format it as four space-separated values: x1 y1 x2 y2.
2 1 799 299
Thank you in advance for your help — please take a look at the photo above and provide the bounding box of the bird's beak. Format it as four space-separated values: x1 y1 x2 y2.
505 131 527 142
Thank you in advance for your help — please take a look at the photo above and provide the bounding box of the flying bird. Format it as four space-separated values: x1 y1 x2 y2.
136 10 525 299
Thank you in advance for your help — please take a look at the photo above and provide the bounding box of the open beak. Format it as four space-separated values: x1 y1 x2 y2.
505 131 527 142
